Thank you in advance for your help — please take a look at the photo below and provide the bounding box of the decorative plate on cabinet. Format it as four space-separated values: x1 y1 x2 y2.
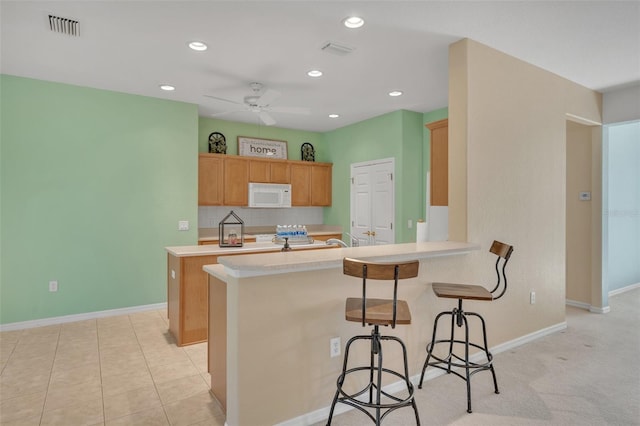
208 132 227 154
301 142 315 161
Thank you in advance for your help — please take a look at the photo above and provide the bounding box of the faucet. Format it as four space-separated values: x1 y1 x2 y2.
326 238 348 248
345 232 359 247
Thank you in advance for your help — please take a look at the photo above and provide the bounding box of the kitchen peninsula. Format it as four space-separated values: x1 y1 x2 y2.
204 241 479 426
165 240 337 346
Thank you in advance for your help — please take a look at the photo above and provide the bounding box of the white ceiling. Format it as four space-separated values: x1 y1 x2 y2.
2 1 639 132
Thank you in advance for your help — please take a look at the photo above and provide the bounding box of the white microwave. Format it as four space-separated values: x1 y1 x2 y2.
248 183 292 208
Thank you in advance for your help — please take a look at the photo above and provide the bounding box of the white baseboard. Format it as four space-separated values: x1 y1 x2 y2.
275 320 567 426
565 284 640 314
566 299 592 311
609 281 640 297
0 302 167 332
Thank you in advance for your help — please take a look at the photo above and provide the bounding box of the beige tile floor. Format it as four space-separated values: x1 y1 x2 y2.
0 310 225 426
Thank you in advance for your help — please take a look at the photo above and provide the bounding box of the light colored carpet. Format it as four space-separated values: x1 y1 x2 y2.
319 287 640 426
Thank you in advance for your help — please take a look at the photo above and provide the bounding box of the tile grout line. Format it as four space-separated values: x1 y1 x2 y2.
39 325 62 426
95 318 106 426
130 311 173 426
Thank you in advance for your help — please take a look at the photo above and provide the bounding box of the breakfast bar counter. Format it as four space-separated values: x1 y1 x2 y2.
165 241 336 346
204 241 479 426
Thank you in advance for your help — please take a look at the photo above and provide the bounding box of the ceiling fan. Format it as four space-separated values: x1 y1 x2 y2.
204 82 309 126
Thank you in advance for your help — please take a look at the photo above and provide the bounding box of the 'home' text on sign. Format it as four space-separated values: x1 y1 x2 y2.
238 137 288 159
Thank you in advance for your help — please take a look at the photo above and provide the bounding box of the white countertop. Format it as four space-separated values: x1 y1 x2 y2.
165 240 334 257
207 241 479 278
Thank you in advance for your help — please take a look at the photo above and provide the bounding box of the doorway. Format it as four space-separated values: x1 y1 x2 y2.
350 158 395 246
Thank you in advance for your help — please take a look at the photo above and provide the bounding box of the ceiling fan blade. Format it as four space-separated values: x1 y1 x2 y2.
269 106 310 115
259 111 277 126
211 110 245 117
204 94 243 106
256 89 281 107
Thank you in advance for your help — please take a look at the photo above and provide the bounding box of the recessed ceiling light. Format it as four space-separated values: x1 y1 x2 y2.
389 90 403 97
329 114 340 118
307 70 323 77
159 84 175 91
188 41 207 51
343 16 364 29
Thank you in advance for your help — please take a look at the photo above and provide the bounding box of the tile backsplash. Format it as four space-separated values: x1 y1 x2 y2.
199 206 324 229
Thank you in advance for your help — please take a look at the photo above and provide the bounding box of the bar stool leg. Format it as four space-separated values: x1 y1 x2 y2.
468 312 499 395
461 313 473 413
419 310 448 388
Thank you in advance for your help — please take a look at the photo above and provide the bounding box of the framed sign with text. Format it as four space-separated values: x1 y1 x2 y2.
237 136 288 159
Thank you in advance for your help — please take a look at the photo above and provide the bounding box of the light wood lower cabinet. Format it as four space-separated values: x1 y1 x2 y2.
168 244 339 346
312 233 342 242
199 237 256 246
168 253 218 346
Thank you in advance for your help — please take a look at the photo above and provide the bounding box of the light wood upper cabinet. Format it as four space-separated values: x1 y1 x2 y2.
290 164 311 206
291 163 332 206
198 154 224 206
269 161 290 183
224 157 249 206
249 159 291 184
311 163 332 206
198 154 331 207
427 119 448 206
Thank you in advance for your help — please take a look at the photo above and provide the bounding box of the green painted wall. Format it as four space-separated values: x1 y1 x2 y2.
323 110 424 243
198 118 324 161
0 74 448 325
0 75 198 325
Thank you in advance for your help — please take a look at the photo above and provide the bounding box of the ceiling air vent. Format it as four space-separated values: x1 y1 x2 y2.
48 14 80 36
320 41 355 56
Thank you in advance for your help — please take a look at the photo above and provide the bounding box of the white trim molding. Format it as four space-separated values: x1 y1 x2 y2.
275 321 567 426
608 282 640 297
0 303 167 332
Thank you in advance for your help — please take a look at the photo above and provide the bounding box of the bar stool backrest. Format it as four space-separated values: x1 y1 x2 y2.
343 258 419 328
488 240 514 301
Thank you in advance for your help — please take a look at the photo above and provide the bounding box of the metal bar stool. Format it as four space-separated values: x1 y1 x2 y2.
326 258 421 425
418 240 513 413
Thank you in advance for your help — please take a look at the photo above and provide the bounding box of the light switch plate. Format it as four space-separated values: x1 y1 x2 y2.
178 220 189 231
579 191 591 201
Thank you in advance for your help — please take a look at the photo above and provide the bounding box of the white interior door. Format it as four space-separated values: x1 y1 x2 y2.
350 159 395 246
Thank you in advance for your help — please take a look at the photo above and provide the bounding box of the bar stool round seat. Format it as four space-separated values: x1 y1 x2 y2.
326 258 421 426
418 240 514 414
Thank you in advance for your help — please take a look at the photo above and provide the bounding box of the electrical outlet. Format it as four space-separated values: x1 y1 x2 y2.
49 280 58 292
330 337 341 358
407 219 413 229
530 290 536 304
178 220 189 231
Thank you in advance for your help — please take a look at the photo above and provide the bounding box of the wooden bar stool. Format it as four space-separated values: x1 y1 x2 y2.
418 240 514 414
326 258 420 425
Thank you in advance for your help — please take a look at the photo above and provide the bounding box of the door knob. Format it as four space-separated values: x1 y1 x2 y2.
363 231 371 236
